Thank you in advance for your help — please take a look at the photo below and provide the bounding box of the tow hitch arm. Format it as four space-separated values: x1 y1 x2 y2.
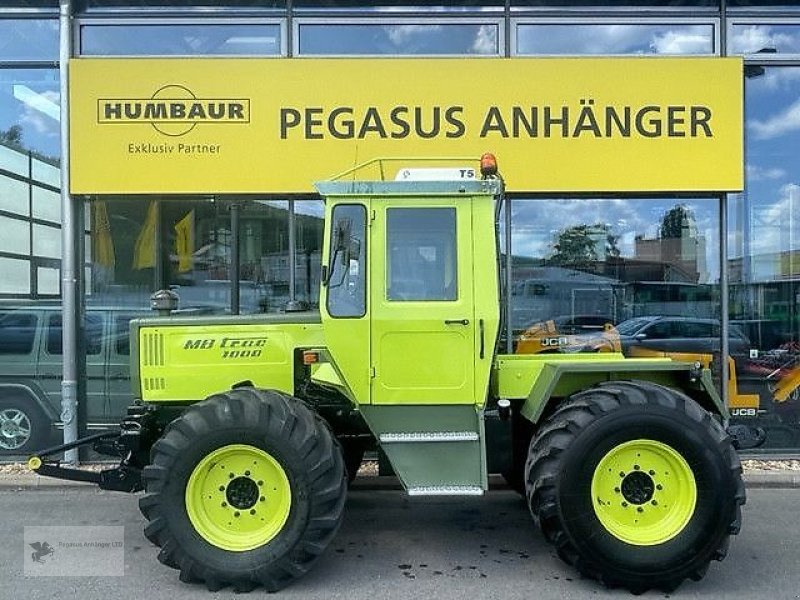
27 406 159 493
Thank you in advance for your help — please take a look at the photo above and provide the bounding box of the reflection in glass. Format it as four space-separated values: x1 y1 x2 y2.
0 20 58 62
510 197 719 343
327 204 367 318
295 200 325 309
0 70 61 162
239 201 291 314
298 23 499 55
728 66 800 450
731 24 800 56
80 24 282 56
516 23 714 55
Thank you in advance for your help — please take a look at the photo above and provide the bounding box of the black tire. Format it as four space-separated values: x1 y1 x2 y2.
0 396 50 455
526 380 745 594
139 388 347 592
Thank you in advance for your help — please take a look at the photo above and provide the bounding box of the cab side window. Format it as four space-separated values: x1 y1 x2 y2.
327 204 367 318
386 207 457 302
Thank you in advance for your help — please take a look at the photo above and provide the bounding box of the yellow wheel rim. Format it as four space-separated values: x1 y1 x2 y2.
185 444 291 552
591 439 697 546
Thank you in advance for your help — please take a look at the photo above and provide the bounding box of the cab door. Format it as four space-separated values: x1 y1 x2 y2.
370 199 475 404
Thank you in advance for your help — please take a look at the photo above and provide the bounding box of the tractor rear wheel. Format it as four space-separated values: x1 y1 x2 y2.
139 388 347 592
525 380 744 594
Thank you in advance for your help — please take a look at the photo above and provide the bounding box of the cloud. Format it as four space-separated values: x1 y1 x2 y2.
471 25 497 55
749 97 800 140
746 164 788 181
18 89 61 140
731 25 800 55
385 25 443 47
517 24 711 55
651 29 713 55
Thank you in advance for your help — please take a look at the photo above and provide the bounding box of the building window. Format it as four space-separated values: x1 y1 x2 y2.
79 21 285 56
514 21 717 56
730 22 800 57
0 20 59 62
296 20 501 56
728 65 800 450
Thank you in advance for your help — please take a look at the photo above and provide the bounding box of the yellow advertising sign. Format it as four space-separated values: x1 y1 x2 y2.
69 57 743 195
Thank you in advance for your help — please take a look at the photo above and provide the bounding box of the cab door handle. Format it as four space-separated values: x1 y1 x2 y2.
444 319 470 325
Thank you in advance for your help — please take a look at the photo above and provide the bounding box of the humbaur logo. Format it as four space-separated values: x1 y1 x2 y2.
97 84 250 137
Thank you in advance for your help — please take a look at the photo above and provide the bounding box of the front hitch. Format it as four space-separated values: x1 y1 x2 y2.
27 406 160 493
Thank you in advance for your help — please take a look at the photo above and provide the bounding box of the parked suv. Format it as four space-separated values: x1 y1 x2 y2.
615 316 751 359
0 303 149 455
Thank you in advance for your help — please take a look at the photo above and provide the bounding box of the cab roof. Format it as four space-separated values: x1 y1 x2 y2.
314 179 502 198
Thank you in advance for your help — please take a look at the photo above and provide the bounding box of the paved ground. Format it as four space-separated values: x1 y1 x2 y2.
2 487 799 600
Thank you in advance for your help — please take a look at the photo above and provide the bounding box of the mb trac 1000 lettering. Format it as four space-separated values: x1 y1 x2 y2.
30 155 751 594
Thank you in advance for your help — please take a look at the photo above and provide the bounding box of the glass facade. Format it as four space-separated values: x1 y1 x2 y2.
515 23 716 55
80 23 284 56
3 1 800 459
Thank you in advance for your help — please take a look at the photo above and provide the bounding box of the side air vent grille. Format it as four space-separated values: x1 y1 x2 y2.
143 377 166 392
142 332 165 367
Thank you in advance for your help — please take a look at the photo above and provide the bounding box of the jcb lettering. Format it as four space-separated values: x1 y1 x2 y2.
731 408 758 417
541 337 568 347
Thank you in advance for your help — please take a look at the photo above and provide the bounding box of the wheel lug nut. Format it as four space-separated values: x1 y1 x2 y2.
651 500 658 506
637 507 644 513
648 470 655 476
221 502 227 507
219 485 225 492
621 502 628 507
260 496 265 502
229 473 234 479
619 471 625 478
250 509 256 515
614 487 620 493
245 470 251 477
234 511 240 517
258 481 263 486
656 484 663 490
633 465 640 471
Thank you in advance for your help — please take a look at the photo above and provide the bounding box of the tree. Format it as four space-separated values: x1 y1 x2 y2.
0 125 23 149
660 204 696 239
549 223 619 267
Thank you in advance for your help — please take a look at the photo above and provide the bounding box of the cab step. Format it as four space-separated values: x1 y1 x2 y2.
361 405 487 493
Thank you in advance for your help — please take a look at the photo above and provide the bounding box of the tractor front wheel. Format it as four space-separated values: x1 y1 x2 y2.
139 388 347 592
526 380 745 594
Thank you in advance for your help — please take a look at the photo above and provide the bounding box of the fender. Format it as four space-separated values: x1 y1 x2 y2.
493 355 727 426
0 382 57 420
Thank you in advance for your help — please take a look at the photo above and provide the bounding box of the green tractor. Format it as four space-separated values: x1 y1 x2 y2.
31 156 749 593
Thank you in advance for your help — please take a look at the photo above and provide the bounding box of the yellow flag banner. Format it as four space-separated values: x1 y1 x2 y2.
92 201 115 270
133 201 157 270
175 209 194 273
